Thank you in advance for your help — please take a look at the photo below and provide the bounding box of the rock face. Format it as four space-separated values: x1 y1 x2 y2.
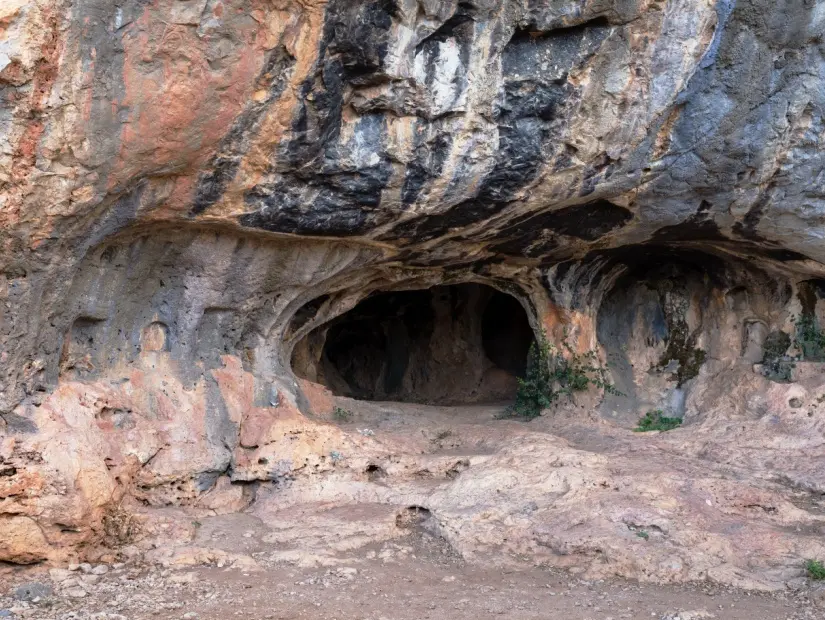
2 0 825 588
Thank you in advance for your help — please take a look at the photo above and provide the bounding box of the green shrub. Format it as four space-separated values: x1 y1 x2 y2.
505 330 620 419
332 406 353 422
806 559 825 580
794 315 825 361
634 410 682 432
761 330 794 382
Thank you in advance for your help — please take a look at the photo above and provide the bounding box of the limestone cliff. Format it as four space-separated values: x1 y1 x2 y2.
2 0 825 588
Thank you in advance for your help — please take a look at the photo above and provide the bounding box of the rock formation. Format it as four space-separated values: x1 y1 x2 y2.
2 0 825 590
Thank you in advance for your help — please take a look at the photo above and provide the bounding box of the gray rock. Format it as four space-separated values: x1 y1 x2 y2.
81 574 100 586
48 568 73 583
661 611 715 620
12 582 52 602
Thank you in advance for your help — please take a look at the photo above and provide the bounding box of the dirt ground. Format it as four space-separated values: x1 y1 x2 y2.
1 525 821 620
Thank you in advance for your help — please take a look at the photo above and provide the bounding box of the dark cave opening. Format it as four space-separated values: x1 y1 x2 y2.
481 290 534 377
292 283 536 404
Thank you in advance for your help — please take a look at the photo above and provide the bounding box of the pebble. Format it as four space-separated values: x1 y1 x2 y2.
49 568 73 583
660 611 715 620
64 588 88 599
170 572 199 585
91 565 110 575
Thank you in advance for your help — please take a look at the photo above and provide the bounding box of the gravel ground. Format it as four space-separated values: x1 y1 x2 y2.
2 530 822 620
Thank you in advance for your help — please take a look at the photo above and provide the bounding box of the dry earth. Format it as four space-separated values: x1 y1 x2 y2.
0 525 821 620
3 401 825 620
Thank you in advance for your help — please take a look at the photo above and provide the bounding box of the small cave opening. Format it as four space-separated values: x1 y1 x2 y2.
481 291 535 377
291 283 536 405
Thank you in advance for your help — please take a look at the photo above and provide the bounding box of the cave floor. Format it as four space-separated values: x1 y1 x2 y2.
0 534 816 620
3 399 825 618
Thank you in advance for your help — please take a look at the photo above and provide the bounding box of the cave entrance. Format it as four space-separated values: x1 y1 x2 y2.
292 283 535 404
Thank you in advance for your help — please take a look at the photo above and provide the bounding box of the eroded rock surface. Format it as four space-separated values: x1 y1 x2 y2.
2 0 825 591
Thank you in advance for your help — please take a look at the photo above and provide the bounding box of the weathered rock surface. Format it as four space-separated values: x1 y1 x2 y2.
2 0 825 591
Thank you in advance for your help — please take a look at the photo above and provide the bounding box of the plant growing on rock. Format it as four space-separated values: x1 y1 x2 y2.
806 559 825 580
333 406 353 422
634 410 682 432
760 316 825 382
793 315 825 361
761 330 794 382
504 330 620 419
102 502 140 546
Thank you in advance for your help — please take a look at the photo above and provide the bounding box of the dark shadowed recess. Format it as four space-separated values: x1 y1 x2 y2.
481 291 534 376
291 284 535 405
491 199 633 258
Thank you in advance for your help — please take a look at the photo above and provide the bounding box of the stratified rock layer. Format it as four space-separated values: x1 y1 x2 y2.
2 0 825 588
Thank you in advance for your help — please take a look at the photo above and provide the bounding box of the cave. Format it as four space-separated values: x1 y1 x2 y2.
292 283 536 404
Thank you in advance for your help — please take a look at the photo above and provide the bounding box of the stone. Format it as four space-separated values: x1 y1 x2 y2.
0 518 52 565
12 583 52 602
91 565 109 575
336 567 358 579
48 568 73 583
63 588 88 599
170 572 199 585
